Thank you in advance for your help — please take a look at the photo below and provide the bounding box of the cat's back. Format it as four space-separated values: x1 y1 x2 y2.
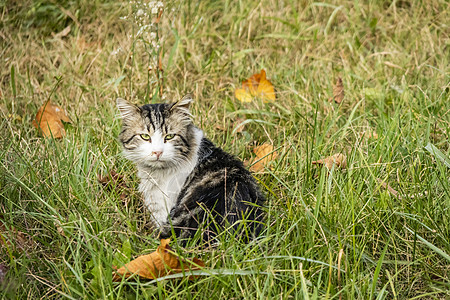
168 137 264 239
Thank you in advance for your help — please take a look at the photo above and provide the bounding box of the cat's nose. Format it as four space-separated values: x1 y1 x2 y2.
152 151 163 159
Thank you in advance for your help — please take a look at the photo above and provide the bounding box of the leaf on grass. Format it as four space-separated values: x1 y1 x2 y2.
32 101 71 138
329 77 344 104
113 239 205 282
235 70 276 103
98 170 130 204
312 153 347 170
249 143 278 173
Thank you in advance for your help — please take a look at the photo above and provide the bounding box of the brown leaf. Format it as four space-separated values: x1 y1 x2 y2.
32 101 71 138
312 153 347 169
113 239 204 281
329 77 344 104
249 143 278 173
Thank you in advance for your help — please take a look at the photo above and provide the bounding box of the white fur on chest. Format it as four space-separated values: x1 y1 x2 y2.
138 165 193 227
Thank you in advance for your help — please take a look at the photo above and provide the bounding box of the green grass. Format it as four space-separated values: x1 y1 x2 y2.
1 0 449 298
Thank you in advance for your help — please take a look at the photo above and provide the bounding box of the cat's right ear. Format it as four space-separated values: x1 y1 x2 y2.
116 98 140 119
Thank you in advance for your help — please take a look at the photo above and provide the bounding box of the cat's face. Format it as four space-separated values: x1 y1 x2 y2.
117 95 196 169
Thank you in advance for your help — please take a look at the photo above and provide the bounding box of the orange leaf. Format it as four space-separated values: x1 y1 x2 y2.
249 143 278 172
32 101 70 138
113 239 204 282
235 70 275 103
312 153 347 169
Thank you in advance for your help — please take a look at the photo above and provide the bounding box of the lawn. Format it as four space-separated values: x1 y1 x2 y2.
1 0 449 298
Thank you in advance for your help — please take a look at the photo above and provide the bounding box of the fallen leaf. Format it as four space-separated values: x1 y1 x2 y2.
98 170 130 205
235 70 276 103
312 153 347 169
329 77 344 104
32 101 71 138
113 239 204 281
249 143 278 173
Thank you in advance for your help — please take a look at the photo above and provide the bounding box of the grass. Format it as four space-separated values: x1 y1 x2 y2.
1 0 449 298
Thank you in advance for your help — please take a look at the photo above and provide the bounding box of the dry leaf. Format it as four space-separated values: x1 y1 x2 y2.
235 70 276 103
113 239 204 281
32 101 71 138
312 153 347 169
249 143 278 172
329 77 344 104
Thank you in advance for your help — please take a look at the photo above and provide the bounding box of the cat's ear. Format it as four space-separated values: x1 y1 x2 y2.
116 98 140 119
170 94 193 112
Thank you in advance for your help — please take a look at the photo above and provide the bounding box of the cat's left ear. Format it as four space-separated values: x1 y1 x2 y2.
170 94 193 112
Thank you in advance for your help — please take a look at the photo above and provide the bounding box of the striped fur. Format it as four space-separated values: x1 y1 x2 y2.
117 95 265 241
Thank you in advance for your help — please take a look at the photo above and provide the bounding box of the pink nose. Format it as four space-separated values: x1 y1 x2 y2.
152 151 163 159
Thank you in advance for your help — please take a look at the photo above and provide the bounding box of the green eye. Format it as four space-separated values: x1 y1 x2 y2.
140 134 151 141
165 134 175 141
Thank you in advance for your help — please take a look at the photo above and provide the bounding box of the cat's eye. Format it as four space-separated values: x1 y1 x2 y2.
140 134 151 141
164 134 175 141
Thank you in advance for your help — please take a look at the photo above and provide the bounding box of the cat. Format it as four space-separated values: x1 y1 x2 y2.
117 94 265 241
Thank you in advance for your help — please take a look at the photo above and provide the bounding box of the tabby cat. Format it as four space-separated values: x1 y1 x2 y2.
117 94 264 241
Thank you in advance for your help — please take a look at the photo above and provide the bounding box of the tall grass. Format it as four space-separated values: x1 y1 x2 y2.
1 0 449 298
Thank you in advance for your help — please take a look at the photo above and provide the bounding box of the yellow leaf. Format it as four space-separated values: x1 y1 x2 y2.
235 70 276 103
249 143 278 172
235 88 253 103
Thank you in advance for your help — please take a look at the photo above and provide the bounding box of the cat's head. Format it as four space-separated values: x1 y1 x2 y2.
117 94 201 169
